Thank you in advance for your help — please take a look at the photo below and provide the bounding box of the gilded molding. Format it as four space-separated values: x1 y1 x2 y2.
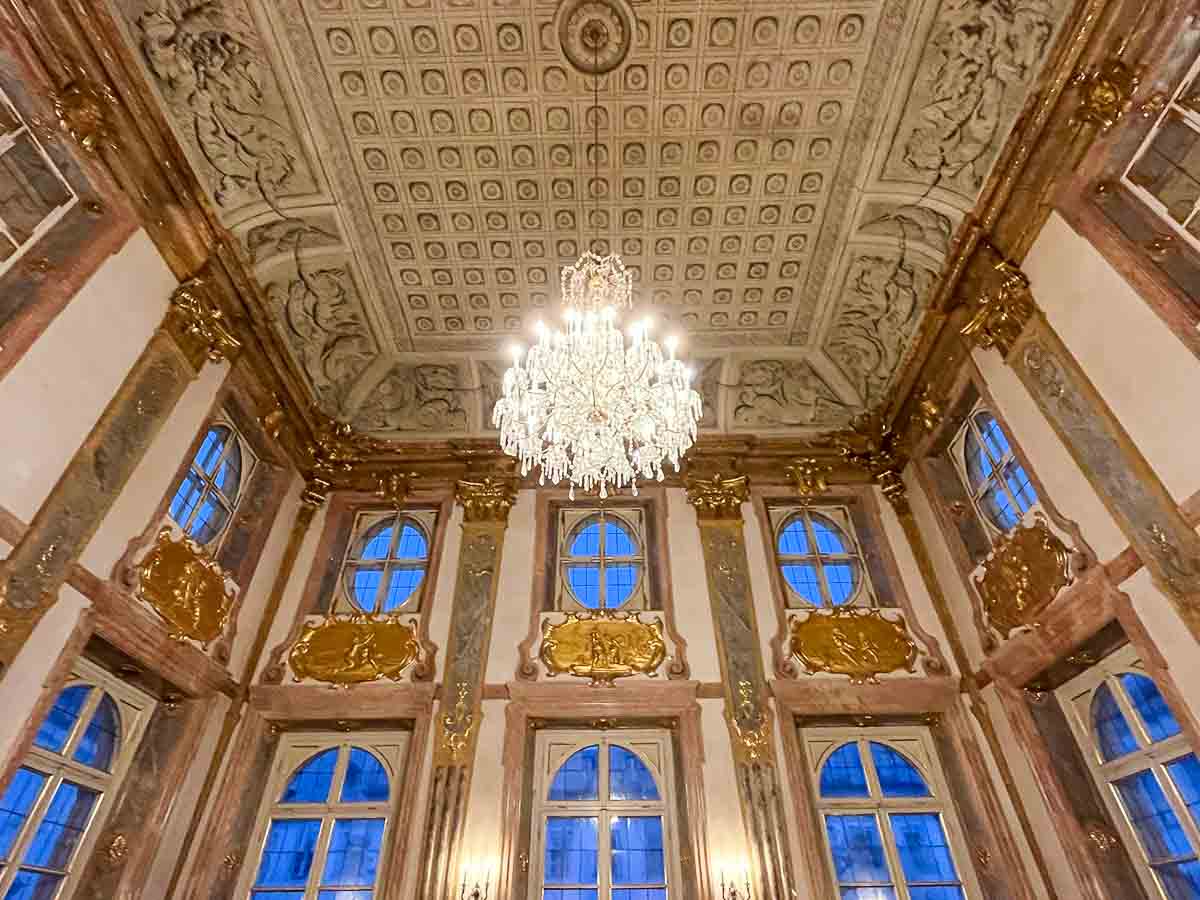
52 77 118 153
788 607 918 683
1071 58 1140 133
455 476 519 524
539 611 667 686
974 515 1072 637
436 681 475 766
135 527 235 647
685 473 750 520
837 417 908 510
784 458 832 503
728 680 772 763
287 613 421 685
376 471 419 509
164 275 242 366
960 260 1036 358
302 418 370 507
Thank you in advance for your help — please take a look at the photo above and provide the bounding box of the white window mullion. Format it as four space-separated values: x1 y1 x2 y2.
878 811 914 900
304 817 336 899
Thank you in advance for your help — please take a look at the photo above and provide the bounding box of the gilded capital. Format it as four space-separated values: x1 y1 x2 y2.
961 261 1035 358
685 473 749 520
52 77 117 153
164 275 241 366
784 458 831 503
456 475 519 523
376 471 419 509
837 416 908 511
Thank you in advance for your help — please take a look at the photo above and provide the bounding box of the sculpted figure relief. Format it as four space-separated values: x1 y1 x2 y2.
353 363 469 433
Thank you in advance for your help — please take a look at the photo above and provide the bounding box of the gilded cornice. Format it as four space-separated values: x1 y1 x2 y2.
784 458 832 503
163 272 242 370
835 415 909 511
684 473 750 521
52 76 118 154
960 259 1037 359
455 475 519 524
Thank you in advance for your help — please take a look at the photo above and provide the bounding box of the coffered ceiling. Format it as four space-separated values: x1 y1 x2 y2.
106 0 1070 440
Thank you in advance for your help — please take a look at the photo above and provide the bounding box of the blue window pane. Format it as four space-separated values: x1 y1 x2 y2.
0 768 47 862
778 520 810 555
212 440 242 497
395 524 428 559
254 819 321 887
963 432 993 487
570 522 601 556
605 520 637 557
567 565 601 609
4 870 64 900
782 563 822 605
195 426 230 474
382 567 425 612
605 565 639 608
282 748 339 803
890 813 961 885
820 744 869 799
611 816 665 885
252 894 305 900
870 743 931 798
812 516 848 554
1003 462 1037 515
609 746 660 801
1091 683 1140 761
188 493 231 544
359 526 393 561
1155 859 1200 900
34 685 90 754
907 889 967 900
613 891 667 900
840 890 898 900
1167 754 1200 827
544 816 598 885
73 693 120 772
977 413 1011 462
549 746 599 801
1120 673 1182 743
825 563 857 606
320 818 384 887
980 485 1019 531
317 891 374 900
22 780 98 870
347 567 383 612
1115 769 1195 863
168 471 205 528
825 814 892 886
341 749 390 803
544 891 599 900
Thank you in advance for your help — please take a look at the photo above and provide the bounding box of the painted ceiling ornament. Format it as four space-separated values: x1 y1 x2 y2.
975 514 1073 637
789 607 918 684
556 0 635 76
539 610 667 686
135 527 235 647
288 613 421 685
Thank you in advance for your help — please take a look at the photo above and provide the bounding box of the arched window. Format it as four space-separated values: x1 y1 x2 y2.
775 509 867 607
243 739 402 899
808 731 972 899
0 661 153 900
559 511 645 610
168 423 252 546
1061 654 1200 900
532 732 677 900
340 514 431 614
959 410 1037 533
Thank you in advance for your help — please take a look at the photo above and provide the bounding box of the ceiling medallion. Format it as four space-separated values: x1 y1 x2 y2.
557 0 635 75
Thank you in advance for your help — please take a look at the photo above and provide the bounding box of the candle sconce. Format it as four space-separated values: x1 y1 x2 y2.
720 871 752 900
459 880 489 900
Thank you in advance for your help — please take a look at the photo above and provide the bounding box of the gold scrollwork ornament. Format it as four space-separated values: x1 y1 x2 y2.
438 681 475 765
960 260 1035 357
1072 58 1140 133
728 680 772 763
288 614 421 685
684 473 749 520
135 527 235 646
974 515 1072 637
789 607 918 684
540 611 667 686
785 458 831 503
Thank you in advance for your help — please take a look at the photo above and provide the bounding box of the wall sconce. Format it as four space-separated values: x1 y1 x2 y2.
459 882 488 900
458 861 492 900
720 868 751 900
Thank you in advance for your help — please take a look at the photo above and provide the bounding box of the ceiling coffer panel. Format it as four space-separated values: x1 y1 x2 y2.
107 0 1073 439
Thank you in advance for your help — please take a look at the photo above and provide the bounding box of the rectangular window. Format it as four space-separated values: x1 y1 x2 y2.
554 507 650 612
530 729 678 900
0 87 77 277
0 658 154 900
236 732 409 899
802 725 978 899
766 504 877 608
167 417 257 551
1057 646 1200 900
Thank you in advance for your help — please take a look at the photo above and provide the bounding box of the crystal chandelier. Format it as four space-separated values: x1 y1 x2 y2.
492 250 702 498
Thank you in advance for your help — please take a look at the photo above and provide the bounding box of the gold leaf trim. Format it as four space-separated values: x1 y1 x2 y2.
135 527 234 646
540 610 667 685
684 473 749 520
789 607 917 684
288 614 421 685
974 514 1071 637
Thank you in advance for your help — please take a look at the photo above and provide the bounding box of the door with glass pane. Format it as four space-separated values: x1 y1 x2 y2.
531 731 679 900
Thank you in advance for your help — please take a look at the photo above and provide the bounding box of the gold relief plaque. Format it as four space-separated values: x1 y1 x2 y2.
540 611 667 685
136 527 235 646
975 515 1071 637
289 614 421 685
789 607 918 684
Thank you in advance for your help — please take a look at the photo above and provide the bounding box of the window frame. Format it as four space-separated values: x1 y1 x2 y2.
235 731 409 900
331 508 438 616
802 724 981 900
1057 645 1200 900
528 728 681 900
0 657 155 900
554 507 650 612
767 504 876 608
167 417 258 552
949 404 1038 540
